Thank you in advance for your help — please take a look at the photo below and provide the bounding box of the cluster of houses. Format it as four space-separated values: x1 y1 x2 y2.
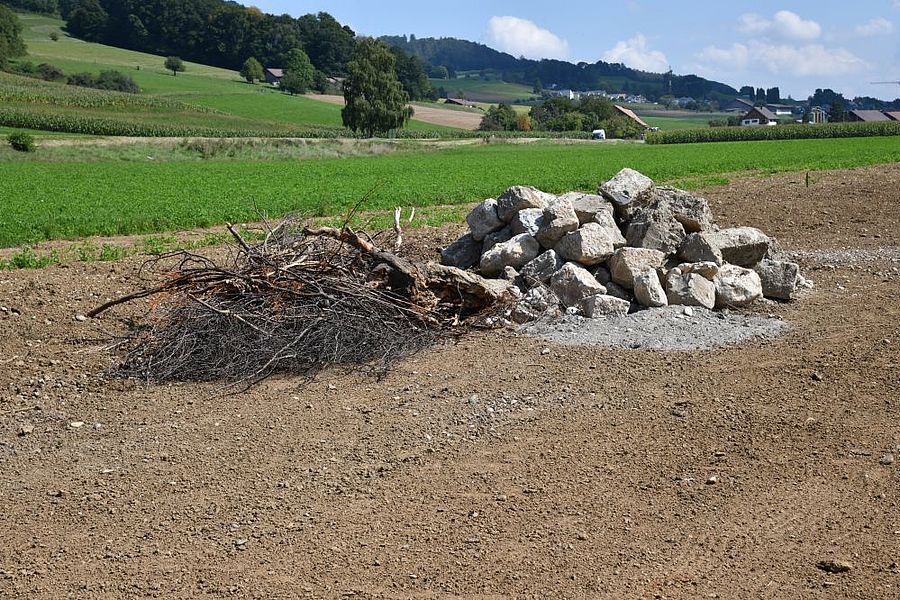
546 89 648 104
725 96 900 127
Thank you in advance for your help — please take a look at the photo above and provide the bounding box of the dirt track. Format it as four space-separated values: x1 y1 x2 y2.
1 165 899 598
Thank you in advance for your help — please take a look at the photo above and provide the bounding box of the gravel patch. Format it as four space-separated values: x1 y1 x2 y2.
521 305 789 351
789 246 900 266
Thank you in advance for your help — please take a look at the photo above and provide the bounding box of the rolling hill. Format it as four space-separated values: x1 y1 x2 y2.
6 12 464 134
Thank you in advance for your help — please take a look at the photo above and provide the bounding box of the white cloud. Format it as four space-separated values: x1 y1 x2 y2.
738 10 821 41
602 34 669 72
697 41 868 77
486 16 568 60
855 17 894 36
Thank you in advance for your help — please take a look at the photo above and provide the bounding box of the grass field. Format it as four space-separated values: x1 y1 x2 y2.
10 12 460 133
433 77 537 103
2 137 899 247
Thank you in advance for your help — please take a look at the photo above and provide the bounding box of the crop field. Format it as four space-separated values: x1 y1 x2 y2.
2 136 899 248
640 115 716 130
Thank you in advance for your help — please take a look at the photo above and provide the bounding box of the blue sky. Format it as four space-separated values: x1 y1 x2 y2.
254 1 900 100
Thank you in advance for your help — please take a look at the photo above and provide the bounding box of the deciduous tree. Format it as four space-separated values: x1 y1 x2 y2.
165 56 185 76
240 57 264 83
341 38 412 137
0 5 27 68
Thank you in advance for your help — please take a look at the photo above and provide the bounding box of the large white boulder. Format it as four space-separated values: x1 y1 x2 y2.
560 192 615 226
665 269 716 309
479 233 541 277
712 227 771 267
599 168 654 214
634 269 668 308
678 232 724 265
754 259 800 300
510 207 544 236
608 247 666 289
496 186 554 222
625 202 686 255
579 294 630 318
714 264 763 308
535 198 580 248
550 262 607 308
466 198 504 241
554 223 616 266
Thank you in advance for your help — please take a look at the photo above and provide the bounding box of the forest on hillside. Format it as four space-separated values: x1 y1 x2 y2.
381 35 739 102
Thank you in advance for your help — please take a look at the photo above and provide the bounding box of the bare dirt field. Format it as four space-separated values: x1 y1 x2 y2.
309 95 483 130
1 165 899 598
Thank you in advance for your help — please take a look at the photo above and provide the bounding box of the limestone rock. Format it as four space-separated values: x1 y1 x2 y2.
599 168 654 216
510 208 544 236
560 192 614 225
678 232 724 265
676 261 720 280
511 286 560 324
647 186 714 233
626 201 686 255
665 269 716 309
714 264 763 308
479 233 541 277
754 259 800 300
466 198 504 241
593 209 627 248
482 226 512 254
554 223 616 266
520 250 564 287
535 198 580 248
440 233 481 270
634 270 668 308
497 186 554 222
579 294 630 318
712 227 770 267
608 247 666 289
550 262 607 308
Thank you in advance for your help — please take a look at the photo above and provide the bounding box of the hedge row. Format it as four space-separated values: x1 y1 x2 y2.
646 121 900 144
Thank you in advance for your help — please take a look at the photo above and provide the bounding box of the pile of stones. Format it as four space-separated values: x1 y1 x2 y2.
440 168 807 324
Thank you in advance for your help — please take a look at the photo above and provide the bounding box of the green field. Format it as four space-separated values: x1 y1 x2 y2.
641 115 716 130
3 137 899 248
433 77 537 103
9 12 459 133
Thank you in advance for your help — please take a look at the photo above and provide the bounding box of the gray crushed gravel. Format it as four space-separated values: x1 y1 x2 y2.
521 305 789 351
789 246 900 266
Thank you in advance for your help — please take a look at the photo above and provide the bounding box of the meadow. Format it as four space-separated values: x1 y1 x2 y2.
10 12 461 133
2 136 899 248
432 77 537 103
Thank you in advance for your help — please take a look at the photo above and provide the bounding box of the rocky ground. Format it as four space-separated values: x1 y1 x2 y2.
1 164 899 599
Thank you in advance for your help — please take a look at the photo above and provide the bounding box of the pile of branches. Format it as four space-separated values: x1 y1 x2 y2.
91 219 513 387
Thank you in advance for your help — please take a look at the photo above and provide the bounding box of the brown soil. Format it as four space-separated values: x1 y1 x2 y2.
309 95 483 130
2 165 899 599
